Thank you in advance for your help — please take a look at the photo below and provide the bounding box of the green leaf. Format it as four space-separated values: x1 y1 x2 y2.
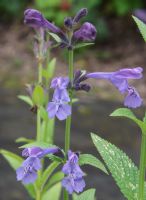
44 171 64 191
32 85 45 106
15 137 34 144
48 32 61 43
47 154 64 163
18 95 33 106
40 106 48 121
72 98 79 103
0 149 23 169
73 189 96 200
19 141 55 149
0 149 35 198
110 108 146 134
41 162 60 189
133 16 146 42
42 182 62 200
91 133 139 199
74 42 94 49
47 58 56 79
79 154 108 174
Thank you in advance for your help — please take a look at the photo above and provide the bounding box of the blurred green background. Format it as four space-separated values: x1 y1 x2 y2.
0 0 146 40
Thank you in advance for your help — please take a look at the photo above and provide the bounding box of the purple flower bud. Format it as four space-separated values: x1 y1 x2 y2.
133 9 146 24
64 17 73 29
24 9 61 33
74 22 97 41
73 8 88 23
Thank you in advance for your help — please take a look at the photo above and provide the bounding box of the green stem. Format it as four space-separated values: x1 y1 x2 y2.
138 133 146 200
37 61 43 142
36 190 41 200
63 190 69 200
65 49 73 153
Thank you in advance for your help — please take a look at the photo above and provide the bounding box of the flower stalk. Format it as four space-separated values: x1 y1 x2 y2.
138 133 146 200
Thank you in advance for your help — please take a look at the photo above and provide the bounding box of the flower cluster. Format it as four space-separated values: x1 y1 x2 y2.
47 67 143 121
24 8 97 50
47 77 71 120
62 150 85 194
16 147 58 184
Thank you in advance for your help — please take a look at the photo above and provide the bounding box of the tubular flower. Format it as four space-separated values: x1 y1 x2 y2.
16 147 59 184
24 9 61 33
62 150 85 194
87 67 143 108
74 22 97 41
47 89 71 120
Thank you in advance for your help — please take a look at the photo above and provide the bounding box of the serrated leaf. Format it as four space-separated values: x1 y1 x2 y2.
79 154 108 174
41 162 60 189
48 32 61 43
0 149 35 198
74 42 94 49
15 137 34 144
19 142 56 149
110 108 146 134
44 171 64 191
18 95 33 106
91 133 139 199
32 85 45 106
42 182 62 200
133 16 146 42
73 188 96 200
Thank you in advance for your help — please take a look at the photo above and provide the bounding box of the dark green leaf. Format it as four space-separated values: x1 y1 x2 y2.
91 133 139 199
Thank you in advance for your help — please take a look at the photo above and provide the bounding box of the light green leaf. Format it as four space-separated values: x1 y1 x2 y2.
133 16 146 42
73 189 96 200
0 149 23 169
74 43 94 49
110 108 146 134
44 171 64 191
41 162 60 189
47 58 56 79
18 95 33 106
15 137 34 144
19 141 55 149
72 98 79 103
32 85 45 106
48 32 61 43
91 133 139 199
40 106 48 121
79 154 108 174
42 183 62 200
0 149 35 198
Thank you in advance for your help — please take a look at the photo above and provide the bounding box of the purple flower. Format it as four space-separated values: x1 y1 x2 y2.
73 70 91 92
16 156 41 184
16 147 59 184
73 8 88 24
24 9 61 33
74 22 97 41
87 67 143 108
22 147 59 158
62 150 85 194
47 89 71 120
133 9 146 24
50 77 69 90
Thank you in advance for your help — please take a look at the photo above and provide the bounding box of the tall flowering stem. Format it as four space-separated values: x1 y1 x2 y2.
139 133 146 200
65 49 74 153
